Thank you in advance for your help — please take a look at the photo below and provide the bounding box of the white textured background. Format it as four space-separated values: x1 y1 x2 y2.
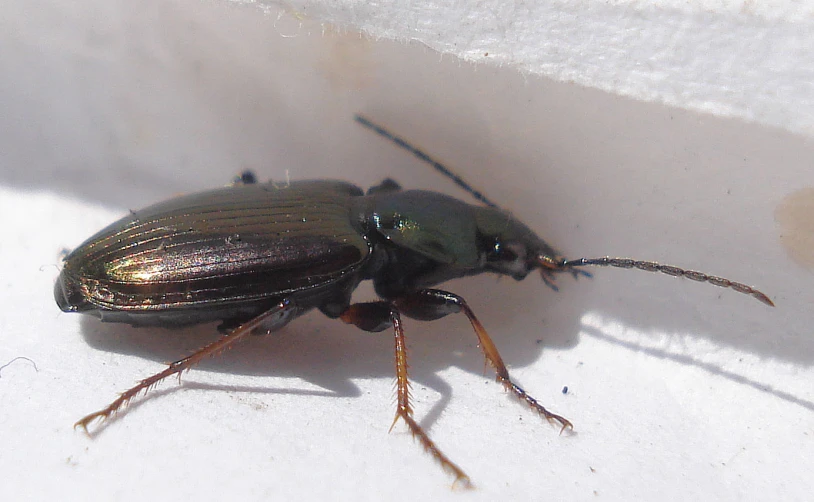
1 1 812 501
255 0 814 137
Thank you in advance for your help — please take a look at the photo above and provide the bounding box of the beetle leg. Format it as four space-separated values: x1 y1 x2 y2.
340 302 472 488
230 170 257 185
76 299 296 433
394 289 573 433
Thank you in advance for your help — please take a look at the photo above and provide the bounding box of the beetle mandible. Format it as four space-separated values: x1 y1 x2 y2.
56 115 773 487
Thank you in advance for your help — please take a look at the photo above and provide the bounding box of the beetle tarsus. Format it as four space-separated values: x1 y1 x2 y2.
497 376 573 433
74 411 106 433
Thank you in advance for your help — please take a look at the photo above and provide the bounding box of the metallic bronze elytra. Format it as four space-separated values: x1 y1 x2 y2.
57 116 773 487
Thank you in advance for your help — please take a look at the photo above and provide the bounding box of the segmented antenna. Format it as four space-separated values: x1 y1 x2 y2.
560 257 774 306
355 115 499 208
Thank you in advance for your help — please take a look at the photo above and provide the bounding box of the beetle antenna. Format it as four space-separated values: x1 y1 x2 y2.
556 257 774 306
355 115 499 208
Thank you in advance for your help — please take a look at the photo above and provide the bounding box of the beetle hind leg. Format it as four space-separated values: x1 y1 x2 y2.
394 289 572 433
340 302 472 488
76 299 296 433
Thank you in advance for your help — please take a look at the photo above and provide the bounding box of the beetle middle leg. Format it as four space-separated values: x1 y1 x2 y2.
76 299 297 433
339 301 472 488
339 290 570 486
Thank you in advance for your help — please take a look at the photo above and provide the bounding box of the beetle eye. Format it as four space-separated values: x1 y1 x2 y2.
486 241 529 278
491 242 515 262
491 242 525 262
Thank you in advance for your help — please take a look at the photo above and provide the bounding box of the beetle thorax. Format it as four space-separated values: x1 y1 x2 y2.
356 190 559 297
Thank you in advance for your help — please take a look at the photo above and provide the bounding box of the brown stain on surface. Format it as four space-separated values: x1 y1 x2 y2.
775 187 814 269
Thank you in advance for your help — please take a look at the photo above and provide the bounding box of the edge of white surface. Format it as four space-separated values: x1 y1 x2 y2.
247 0 814 138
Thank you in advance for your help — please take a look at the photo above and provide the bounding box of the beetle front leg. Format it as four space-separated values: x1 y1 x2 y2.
339 302 472 488
76 299 296 433
393 289 573 433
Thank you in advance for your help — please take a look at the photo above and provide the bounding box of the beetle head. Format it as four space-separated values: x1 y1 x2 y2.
473 207 582 288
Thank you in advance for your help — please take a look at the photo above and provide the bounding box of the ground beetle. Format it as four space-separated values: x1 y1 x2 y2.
56 115 773 487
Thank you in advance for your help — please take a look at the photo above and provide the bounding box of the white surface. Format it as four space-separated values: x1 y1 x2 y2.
1 1 813 501
260 0 814 137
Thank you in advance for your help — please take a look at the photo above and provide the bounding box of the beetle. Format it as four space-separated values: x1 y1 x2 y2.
56 115 773 487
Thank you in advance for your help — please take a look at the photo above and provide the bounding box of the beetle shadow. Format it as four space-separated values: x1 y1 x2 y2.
76 275 587 432
77 264 792 434
526 260 814 418
578 323 814 415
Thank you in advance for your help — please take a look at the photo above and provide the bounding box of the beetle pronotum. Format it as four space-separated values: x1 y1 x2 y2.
56 116 772 487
